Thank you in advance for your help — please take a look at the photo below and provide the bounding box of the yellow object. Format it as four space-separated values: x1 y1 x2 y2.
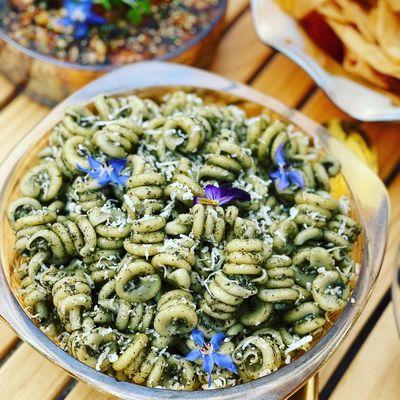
326 118 379 173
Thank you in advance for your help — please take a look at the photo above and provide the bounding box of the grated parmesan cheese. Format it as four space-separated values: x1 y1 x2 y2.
285 335 313 353
96 346 111 371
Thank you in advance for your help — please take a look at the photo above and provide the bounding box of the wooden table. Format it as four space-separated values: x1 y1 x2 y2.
0 1 399 399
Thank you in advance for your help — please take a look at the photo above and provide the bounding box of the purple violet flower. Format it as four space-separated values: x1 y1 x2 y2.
194 184 250 206
185 329 237 386
59 0 106 39
270 144 304 191
77 155 129 187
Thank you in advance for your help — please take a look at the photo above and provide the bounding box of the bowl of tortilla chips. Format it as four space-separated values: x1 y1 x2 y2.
252 0 400 121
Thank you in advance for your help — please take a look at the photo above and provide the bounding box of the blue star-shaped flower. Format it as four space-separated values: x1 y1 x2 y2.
59 0 106 39
270 144 304 191
194 184 251 206
185 329 237 386
77 155 129 187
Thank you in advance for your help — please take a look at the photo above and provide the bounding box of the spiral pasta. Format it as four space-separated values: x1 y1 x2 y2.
52 269 92 331
8 90 361 390
161 115 210 154
152 237 196 289
200 239 267 324
166 204 259 244
96 276 156 331
258 254 299 304
68 318 116 370
123 154 166 217
123 216 166 257
94 94 159 121
232 328 284 381
200 130 253 182
14 256 50 320
19 163 63 202
48 106 98 146
154 290 198 336
93 119 142 158
112 333 196 390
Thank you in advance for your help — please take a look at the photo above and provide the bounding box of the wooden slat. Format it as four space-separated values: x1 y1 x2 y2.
209 10 273 82
329 305 400 400
359 122 400 180
252 54 315 107
0 343 70 400
66 383 112 400
0 95 50 358
0 323 19 359
318 173 400 389
225 0 249 23
302 90 400 180
0 95 48 159
301 90 349 122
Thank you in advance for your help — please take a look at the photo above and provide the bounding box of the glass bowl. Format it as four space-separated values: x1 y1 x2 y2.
0 61 389 400
0 0 227 106
251 0 400 122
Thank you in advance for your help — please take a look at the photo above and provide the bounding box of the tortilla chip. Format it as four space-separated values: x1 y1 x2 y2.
317 0 375 42
368 6 378 29
327 19 400 78
275 0 328 19
343 50 389 87
317 2 348 22
374 0 400 62
386 0 400 12
337 0 376 41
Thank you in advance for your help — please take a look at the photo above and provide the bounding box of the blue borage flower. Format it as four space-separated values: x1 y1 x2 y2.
77 155 129 187
59 0 106 39
270 144 304 191
185 329 237 386
194 184 251 206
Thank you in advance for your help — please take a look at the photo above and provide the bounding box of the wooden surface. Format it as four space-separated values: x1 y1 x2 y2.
0 1 399 399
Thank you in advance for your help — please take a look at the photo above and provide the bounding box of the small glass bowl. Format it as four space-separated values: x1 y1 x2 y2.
0 62 389 400
251 0 400 122
0 1 227 106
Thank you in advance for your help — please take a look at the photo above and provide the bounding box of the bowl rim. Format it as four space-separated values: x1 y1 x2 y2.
0 61 390 400
0 0 227 72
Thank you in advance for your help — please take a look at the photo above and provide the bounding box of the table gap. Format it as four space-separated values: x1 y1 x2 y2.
295 85 318 110
247 49 278 84
56 380 78 400
225 1 250 27
0 82 25 111
384 162 400 188
0 340 21 367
